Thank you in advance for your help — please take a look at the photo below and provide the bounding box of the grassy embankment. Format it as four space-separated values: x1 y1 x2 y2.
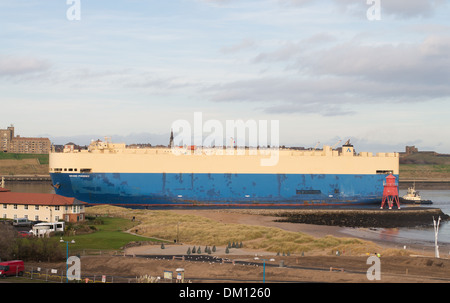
399 153 450 180
7 206 408 256
85 205 406 256
19 208 374 256
0 153 49 175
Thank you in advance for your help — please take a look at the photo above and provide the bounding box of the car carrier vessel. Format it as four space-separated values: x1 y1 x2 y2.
49 139 399 208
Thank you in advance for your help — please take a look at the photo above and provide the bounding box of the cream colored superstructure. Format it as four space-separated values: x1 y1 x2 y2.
50 141 399 175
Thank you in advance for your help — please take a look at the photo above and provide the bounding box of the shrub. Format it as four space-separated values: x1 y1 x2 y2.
12 237 65 262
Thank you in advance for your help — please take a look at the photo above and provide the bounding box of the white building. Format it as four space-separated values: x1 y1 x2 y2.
0 187 87 223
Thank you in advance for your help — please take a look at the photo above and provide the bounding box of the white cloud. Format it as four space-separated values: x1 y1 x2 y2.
203 34 450 115
0 56 50 77
220 38 257 54
284 0 447 19
378 0 446 18
305 36 450 87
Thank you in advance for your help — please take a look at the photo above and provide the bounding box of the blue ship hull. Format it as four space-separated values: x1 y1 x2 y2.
50 173 394 208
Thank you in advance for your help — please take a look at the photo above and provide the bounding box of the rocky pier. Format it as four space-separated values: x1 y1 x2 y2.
274 208 449 228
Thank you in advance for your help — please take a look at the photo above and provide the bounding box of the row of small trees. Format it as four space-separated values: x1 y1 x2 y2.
227 241 243 249
186 245 216 255
160 241 245 255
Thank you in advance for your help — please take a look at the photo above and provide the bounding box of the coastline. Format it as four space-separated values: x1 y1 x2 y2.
169 209 449 257
338 226 450 255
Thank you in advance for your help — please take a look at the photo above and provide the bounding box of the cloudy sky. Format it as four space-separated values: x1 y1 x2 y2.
0 0 449 153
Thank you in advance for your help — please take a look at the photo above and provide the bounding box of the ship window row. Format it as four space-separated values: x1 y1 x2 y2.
376 170 394 174
52 168 78 172
52 168 91 173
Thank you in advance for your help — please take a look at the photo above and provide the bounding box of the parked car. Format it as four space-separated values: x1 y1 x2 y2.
0 260 25 277
12 218 33 227
17 231 33 238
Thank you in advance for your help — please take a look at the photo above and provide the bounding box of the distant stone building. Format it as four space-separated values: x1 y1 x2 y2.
0 125 51 154
405 146 419 155
400 145 437 157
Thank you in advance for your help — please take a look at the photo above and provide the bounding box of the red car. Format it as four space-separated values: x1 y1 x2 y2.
0 260 25 277
17 231 33 238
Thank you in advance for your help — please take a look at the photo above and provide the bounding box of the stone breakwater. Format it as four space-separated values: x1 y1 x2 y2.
272 208 450 228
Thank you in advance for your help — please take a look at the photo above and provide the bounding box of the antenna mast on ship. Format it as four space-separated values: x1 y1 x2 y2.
312 141 320 151
169 129 174 148
331 140 342 150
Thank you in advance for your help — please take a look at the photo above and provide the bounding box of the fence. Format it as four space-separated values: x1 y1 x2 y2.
22 266 127 283
71 249 123 257
21 265 188 283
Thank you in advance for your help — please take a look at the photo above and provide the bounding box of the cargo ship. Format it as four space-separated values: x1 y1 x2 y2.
49 139 399 208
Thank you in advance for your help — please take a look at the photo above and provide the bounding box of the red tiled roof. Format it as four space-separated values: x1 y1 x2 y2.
0 192 87 206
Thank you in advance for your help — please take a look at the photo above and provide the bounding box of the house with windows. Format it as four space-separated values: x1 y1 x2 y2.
0 187 88 223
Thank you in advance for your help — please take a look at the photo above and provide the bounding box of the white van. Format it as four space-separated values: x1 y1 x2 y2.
13 218 32 227
30 222 65 237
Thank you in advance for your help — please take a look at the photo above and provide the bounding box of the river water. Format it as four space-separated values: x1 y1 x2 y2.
6 182 450 249
394 189 450 245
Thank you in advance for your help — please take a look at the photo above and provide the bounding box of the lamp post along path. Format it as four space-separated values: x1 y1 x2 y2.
60 238 75 283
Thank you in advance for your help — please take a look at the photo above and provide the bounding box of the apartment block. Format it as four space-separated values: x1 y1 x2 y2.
0 125 51 154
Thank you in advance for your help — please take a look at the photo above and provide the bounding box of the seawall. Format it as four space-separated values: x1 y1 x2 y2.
0 174 51 182
273 208 449 228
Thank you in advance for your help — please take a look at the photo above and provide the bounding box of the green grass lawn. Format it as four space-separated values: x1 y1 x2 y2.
63 217 162 251
0 152 49 164
400 163 450 179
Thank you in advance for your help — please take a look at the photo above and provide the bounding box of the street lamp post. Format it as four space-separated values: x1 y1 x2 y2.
60 238 75 283
261 259 268 283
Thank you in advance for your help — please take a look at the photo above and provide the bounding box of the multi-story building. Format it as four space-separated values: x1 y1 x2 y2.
0 125 14 152
0 187 87 223
0 125 51 154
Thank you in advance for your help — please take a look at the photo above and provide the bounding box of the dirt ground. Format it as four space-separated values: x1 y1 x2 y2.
87 254 450 283
24 248 450 283
24 209 450 284
0 158 48 175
